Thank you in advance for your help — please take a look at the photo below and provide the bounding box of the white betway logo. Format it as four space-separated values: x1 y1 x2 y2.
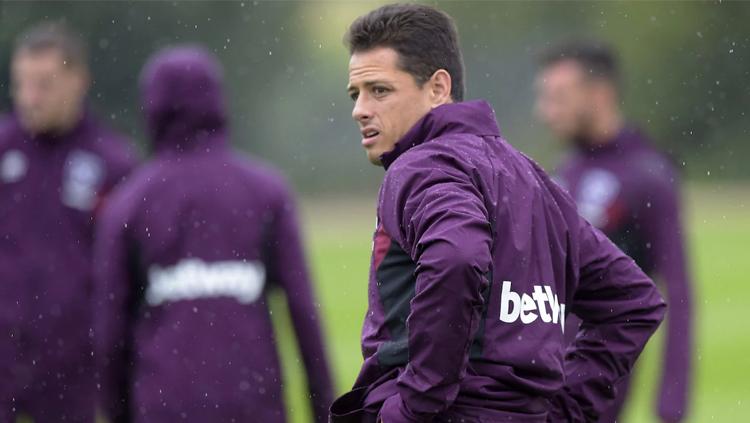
499 281 566 332
146 259 265 306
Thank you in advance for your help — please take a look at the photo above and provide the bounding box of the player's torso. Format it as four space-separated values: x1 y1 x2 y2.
0 124 112 294
126 152 287 399
557 144 663 272
0 120 118 356
131 152 275 273
363 135 580 400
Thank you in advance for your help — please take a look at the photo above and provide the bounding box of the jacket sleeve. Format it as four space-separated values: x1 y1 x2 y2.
266 182 334 423
92 192 139 423
639 176 693 422
378 154 492 422
549 217 667 422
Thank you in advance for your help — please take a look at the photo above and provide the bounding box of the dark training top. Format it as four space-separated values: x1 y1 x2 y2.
348 101 666 422
0 111 136 405
556 127 692 421
93 47 333 423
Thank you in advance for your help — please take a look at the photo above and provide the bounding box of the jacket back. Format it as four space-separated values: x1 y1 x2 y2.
356 101 665 421
93 47 332 422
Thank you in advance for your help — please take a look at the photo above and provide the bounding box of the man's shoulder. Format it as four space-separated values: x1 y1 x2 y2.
628 144 680 189
0 114 14 131
0 114 22 146
389 132 488 176
226 151 290 193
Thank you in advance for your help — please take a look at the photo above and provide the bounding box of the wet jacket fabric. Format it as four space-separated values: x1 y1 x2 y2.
93 47 333 423
0 111 137 421
331 100 666 423
556 127 692 422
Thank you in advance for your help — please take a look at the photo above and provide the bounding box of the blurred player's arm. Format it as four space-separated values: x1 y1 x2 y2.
266 182 334 423
378 153 491 422
641 177 693 422
549 218 667 422
92 193 139 423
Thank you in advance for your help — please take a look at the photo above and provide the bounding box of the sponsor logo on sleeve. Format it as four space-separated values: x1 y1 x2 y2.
499 280 566 332
146 259 266 306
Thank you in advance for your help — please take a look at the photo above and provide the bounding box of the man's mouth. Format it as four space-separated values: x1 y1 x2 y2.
361 128 381 147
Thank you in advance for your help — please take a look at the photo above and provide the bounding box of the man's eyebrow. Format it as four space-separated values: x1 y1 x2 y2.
347 80 389 92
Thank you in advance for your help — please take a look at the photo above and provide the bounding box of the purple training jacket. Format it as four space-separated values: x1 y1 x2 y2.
556 127 692 422
93 47 333 423
331 100 666 423
0 110 136 422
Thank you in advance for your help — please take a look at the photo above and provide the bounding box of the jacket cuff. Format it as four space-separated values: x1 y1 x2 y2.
378 393 425 423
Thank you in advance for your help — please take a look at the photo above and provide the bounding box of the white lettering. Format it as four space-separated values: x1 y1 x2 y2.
532 286 551 323
520 293 538 324
146 259 266 306
499 281 565 331
499 281 520 323
560 304 566 333
544 285 560 325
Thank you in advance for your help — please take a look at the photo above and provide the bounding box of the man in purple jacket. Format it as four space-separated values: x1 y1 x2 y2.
0 23 137 422
329 4 666 423
535 41 693 422
92 46 334 422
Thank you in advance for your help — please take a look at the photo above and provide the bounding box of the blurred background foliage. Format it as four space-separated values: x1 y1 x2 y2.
0 0 747 194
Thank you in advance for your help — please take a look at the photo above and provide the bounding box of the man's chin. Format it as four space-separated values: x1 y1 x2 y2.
367 151 383 166
19 118 47 135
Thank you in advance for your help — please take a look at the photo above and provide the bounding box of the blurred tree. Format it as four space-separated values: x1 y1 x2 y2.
0 1 747 194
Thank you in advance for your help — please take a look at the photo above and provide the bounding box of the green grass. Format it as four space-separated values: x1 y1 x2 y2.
272 183 750 422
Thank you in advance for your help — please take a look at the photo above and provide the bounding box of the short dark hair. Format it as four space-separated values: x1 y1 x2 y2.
14 21 88 69
539 40 619 86
345 3 465 102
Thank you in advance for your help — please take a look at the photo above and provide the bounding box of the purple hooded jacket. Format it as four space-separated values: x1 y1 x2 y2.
0 110 136 420
93 47 333 423
556 128 692 422
330 101 665 423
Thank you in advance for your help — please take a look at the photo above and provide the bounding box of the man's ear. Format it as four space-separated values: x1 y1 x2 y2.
428 69 453 107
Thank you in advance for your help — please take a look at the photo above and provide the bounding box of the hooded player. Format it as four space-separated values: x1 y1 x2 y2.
0 22 137 422
330 4 666 423
93 46 333 422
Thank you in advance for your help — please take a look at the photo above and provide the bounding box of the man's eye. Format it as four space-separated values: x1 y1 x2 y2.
349 92 359 101
373 86 388 96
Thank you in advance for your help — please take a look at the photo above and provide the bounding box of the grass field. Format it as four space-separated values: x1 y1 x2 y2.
271 183 750 422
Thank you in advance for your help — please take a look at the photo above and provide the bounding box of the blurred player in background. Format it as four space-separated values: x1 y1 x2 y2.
0 22 137 422
93 46 333 422
535 40 693 422
330 4 666 422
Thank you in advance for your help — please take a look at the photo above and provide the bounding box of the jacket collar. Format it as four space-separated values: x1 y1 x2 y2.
380 100 501 170
13 108 92 146
574 125 644 157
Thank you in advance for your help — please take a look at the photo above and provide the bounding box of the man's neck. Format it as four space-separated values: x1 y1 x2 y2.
29 108 85 138
586 108 624 146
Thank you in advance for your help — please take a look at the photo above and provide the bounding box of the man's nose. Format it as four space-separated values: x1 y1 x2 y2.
352 95 371 123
